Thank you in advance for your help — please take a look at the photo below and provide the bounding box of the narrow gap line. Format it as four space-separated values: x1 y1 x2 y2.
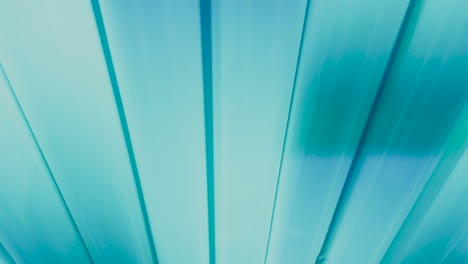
0 64 94 263
314 0 419 263
199 0 216 263
262 0 313 263
89 1 158 263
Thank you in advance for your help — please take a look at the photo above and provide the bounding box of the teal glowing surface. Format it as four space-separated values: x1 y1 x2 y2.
266 0 410 262
0 65 90 263
97 0 210 263
0 0 467 263
211 0 307 262
0 1 153 263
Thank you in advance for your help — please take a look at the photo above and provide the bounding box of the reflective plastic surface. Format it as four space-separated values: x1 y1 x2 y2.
211 0 308 263
97 0 210 263
0 1 154 263
0 65 91 264
0 0 467 263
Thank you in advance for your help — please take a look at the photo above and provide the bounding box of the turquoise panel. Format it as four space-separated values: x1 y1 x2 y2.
381 105 468 263
211 0 308 262
398 149 468 264
0 1 154 263
265 0 410 262
0 0 467 263
97 0 210 263
320 0 468 263
0 65 90 263
212 0 306 264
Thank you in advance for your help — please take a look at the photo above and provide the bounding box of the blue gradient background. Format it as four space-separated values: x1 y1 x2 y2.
0 0 467 263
